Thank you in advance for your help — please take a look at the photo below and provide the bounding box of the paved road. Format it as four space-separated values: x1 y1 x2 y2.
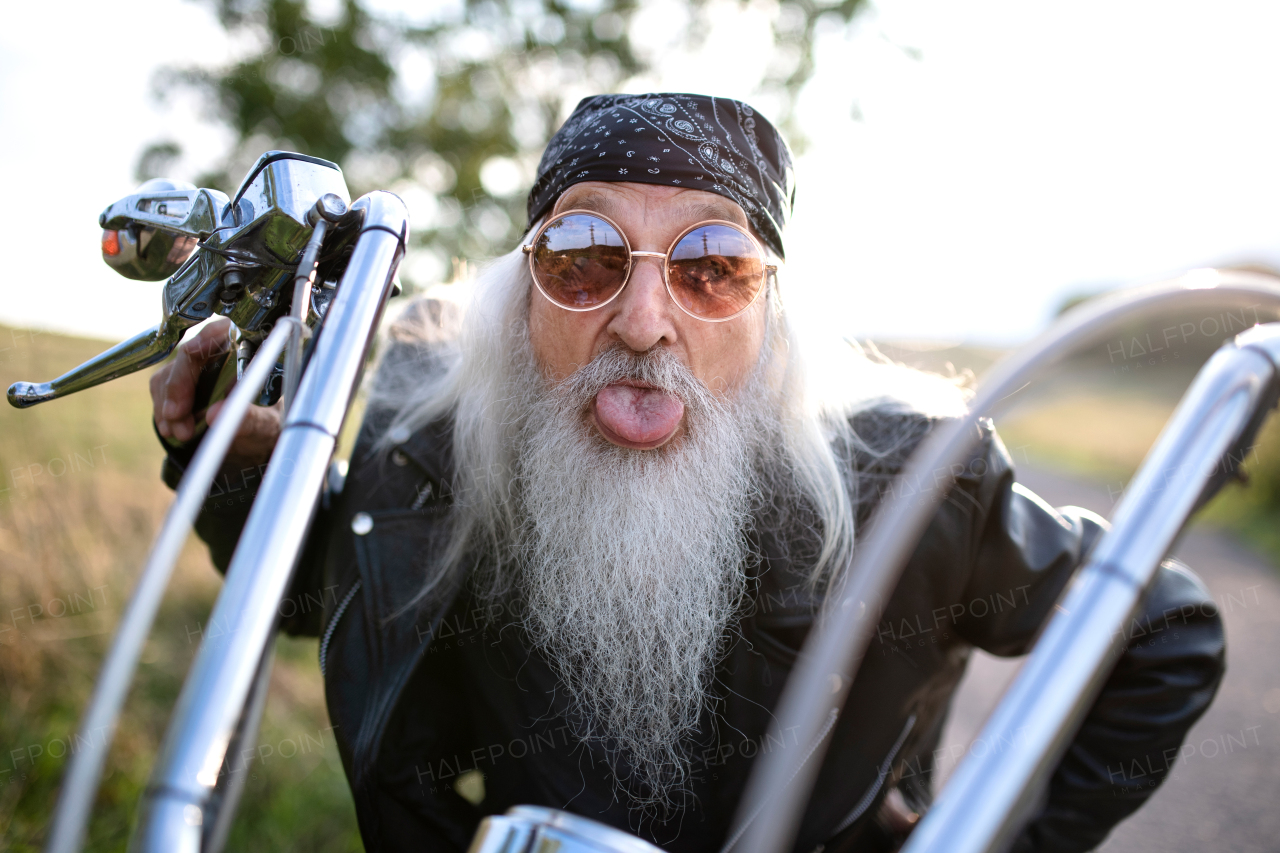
938 466 1280 852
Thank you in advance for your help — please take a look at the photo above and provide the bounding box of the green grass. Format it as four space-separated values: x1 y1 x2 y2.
996 380 1280 568
873 339 1280 568
995 383 1175 485
925 356 1280 570
0 324 362 851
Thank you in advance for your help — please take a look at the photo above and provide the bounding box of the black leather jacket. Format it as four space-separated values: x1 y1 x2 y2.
173 385 1225 853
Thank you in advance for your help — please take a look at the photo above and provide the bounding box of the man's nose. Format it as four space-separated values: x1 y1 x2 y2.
606 255 677 351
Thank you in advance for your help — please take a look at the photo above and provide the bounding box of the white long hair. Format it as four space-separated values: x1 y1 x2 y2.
367 243 968 597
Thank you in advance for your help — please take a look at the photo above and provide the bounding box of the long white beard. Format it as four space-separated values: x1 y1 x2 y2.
512 345 762 810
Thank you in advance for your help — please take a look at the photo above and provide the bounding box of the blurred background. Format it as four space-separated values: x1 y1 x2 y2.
3 0 1280 850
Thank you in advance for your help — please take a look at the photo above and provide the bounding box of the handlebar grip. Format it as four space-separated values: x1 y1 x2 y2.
160 351 238 453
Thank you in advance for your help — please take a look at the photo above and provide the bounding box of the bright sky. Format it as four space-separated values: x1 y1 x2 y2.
2 0 1278 346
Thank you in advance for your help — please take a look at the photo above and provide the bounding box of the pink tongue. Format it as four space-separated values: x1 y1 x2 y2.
595 383 685 445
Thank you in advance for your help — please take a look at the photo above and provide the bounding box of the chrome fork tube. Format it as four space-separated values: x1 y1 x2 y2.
127 192 406 852
42 318 301 853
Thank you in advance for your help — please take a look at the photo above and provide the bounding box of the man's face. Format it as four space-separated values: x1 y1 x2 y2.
527 181 769 450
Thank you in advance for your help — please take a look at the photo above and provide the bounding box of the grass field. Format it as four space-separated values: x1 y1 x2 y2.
996 379 1280 565
2 323 1277 851
890 340 1280 566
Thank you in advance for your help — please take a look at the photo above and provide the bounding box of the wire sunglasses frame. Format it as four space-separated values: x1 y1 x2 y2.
521 208 779 322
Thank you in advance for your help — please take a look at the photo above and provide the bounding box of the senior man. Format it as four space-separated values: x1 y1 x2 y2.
152 94 1224 853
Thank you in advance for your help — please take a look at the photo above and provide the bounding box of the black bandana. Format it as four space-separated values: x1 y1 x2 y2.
526 93 795 259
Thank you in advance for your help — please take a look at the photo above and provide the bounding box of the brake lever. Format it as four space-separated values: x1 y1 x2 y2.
6 179 226 408
7 315 196 408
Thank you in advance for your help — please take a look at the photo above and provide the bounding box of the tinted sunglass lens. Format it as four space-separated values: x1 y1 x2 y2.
532 214 629 308
667 225 765 319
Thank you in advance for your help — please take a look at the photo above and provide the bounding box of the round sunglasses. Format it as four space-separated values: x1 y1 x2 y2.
521 210 777 322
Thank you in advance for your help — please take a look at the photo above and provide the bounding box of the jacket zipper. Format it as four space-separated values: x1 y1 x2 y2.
319 580 362 677
828 713 917 836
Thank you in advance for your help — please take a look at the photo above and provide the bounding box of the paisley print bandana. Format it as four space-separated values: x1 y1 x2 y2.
526 93 795 259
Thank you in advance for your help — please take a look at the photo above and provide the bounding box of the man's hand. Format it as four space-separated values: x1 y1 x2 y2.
150 318 282 467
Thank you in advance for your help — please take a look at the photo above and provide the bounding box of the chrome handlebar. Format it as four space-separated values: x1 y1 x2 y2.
729 272 1280 853
131 190 406 852
15 153 408 853
44 317 305 853
903 319 1280 853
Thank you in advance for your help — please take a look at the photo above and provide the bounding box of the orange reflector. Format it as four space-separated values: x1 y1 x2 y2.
102 229 121 256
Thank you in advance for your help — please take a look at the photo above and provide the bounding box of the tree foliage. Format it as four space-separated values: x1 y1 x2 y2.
146 0 868 289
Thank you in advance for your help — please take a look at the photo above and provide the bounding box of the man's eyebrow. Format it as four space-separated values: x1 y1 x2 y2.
558 191 623 219
676 201 747 226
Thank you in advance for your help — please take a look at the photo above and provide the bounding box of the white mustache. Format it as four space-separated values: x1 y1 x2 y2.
551 343 717 417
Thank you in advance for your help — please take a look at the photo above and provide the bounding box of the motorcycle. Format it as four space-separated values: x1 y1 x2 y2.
10 152 1280 853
